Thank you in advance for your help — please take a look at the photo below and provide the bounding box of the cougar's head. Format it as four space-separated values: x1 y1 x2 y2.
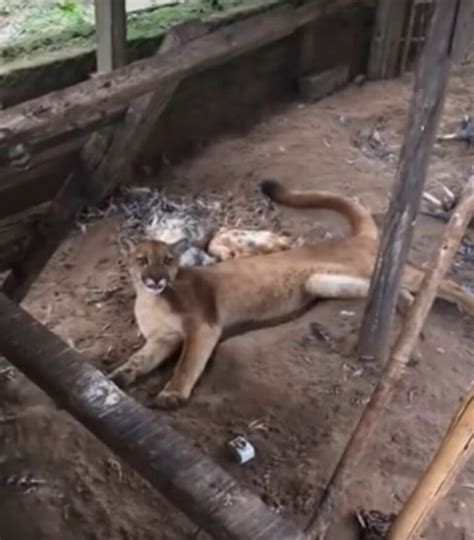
124 238 189 295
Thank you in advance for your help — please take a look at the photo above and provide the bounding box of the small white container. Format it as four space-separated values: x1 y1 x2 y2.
227 436 255 465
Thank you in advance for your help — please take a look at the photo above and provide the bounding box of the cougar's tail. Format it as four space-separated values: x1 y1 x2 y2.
261 179 378 241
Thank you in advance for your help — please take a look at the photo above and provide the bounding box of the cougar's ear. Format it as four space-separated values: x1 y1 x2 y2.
118 236 136 256
170 238 190 257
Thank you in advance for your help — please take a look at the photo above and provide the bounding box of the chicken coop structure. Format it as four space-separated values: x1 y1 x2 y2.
0 0 473 539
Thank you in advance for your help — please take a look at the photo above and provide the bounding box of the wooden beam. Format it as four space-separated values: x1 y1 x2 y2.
387 386 474 540
0 292 306 540
0 0 354 152
305 1 463 538
94 0 128 72
368 0 410 79
357 0 462 363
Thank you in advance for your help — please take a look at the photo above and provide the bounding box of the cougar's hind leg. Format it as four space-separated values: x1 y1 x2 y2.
305 273 371 299
402 264 474 316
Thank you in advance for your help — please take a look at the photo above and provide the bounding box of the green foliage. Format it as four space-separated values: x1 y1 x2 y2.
0 0 274 64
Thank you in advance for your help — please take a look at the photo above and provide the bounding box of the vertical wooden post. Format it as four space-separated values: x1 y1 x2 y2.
94 0 127 72
452 0 474 63
305 1 463 538
368 0 410 79
357 0 462 363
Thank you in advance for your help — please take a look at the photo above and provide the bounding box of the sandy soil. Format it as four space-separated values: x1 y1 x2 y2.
1 68 473 540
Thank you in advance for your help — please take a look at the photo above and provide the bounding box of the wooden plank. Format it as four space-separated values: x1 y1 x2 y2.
452 0 474 63
1 160 91 301
368 0 410 79
94 0 128 72
0 135 87 191
0 292 306 540
0 160 72 219
0 0 354 151
297 65 349 102
0 204 50 271
305 1 463 538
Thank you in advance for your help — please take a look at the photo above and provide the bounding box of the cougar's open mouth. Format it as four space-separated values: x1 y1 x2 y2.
142 277 167 295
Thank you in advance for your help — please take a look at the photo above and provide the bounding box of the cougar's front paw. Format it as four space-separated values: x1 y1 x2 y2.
155 388 189 410
109 363 139 387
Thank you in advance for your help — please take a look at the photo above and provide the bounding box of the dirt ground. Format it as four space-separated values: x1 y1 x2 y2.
1 68 473 540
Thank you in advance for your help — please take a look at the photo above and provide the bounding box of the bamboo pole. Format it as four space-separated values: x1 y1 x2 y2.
0 292 305 540
387 386 474 540
306 176 474 540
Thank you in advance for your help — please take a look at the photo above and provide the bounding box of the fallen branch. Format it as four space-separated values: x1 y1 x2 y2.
306 177 474 540
387 386 474 540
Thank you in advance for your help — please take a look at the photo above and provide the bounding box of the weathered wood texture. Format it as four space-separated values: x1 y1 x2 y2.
0 2 371 222
0 0 355 153
93 19 209 200
94 0 128 72
0 292 305 540
452 0 474 63
297 64 349 102
387 386 474 540
357 0 462 363
0 5 371 276
305 1 463 538
1 159 92 302
368 0 409 79
0 204 50 272
0 21 212 302
307 174 474 540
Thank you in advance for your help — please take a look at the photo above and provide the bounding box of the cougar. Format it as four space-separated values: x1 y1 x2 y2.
111 180 474 408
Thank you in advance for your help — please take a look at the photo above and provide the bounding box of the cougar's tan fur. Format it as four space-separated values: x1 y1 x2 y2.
111 180 474 408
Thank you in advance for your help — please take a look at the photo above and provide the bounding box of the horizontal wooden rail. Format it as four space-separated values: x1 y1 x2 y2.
0 0 353 159
0 292 305 540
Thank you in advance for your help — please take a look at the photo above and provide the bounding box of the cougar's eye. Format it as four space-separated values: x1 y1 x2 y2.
163 254 174 265
137 255 148 266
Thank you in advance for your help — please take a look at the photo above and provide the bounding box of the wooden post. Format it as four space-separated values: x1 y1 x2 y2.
387 386 474 540
306 175 474 540
452 0 474 64
357 0 463 363
94 0 127 72
368 0 410 79
305 2 464 538
0 292 306 540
